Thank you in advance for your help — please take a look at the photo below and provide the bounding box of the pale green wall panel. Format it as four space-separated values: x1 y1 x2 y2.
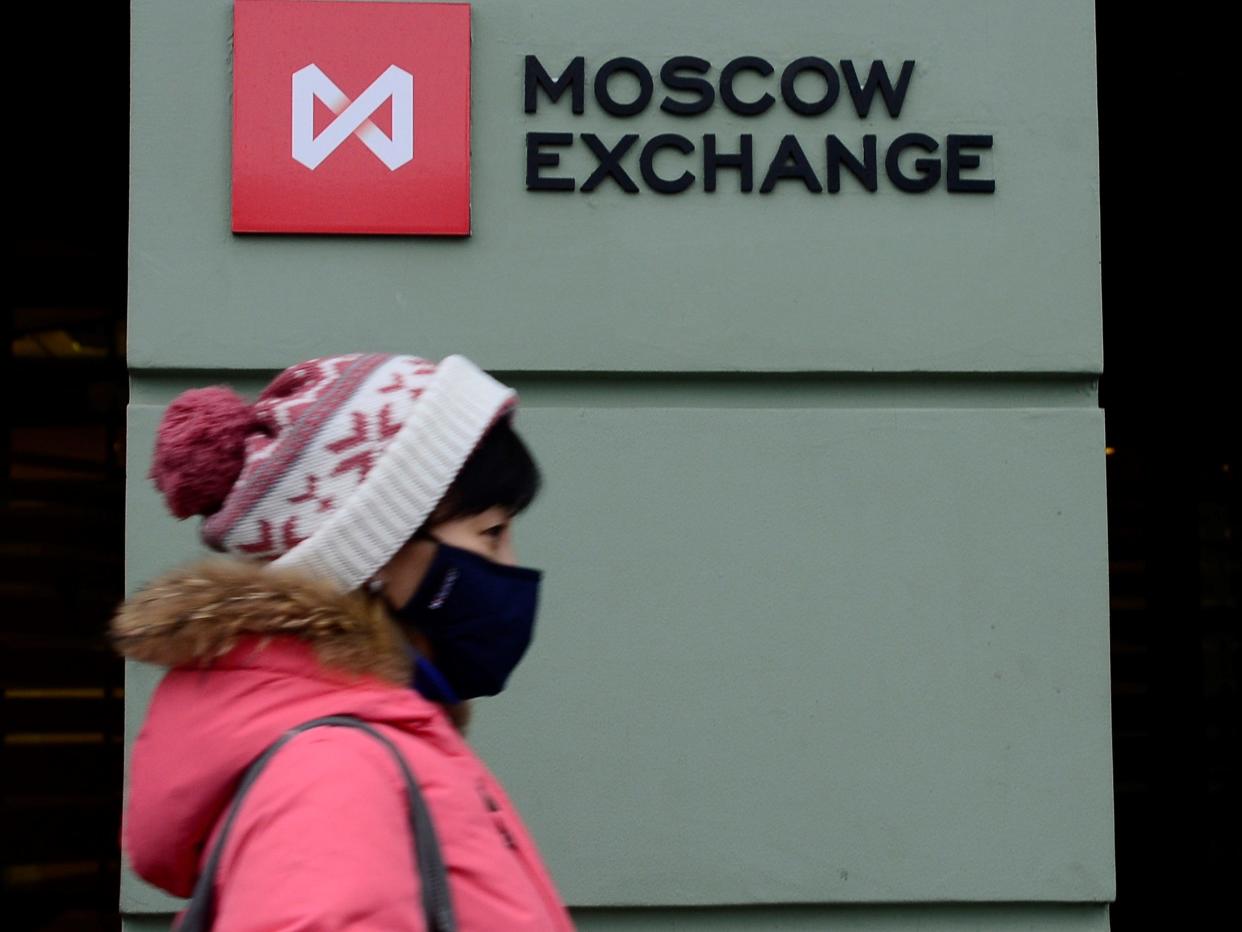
125 903 1112 931
129 0 1100 372
470 404 1113 904
122 400 1112 909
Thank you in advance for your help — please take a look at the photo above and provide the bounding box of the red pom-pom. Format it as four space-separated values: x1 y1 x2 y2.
150 387 256 518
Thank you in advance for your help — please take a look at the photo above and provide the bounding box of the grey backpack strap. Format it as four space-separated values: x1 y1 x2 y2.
178 715 457 932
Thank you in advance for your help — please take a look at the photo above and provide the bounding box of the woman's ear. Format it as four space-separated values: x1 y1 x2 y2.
376 536 440 609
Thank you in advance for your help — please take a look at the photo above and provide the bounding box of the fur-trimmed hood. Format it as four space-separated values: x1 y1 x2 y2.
114 558 474 898
112 558 413 685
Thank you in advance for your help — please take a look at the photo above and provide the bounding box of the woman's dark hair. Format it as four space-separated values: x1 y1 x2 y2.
427 414 541 524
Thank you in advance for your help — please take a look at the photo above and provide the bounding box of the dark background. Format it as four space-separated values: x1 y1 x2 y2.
2 3 1235 930
1094 2 1238 926
5 4 129 930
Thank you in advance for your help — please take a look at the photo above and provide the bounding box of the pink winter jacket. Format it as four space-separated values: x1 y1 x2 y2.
113 559 575 931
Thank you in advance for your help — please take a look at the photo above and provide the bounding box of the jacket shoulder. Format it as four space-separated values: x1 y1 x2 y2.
213 726 424 930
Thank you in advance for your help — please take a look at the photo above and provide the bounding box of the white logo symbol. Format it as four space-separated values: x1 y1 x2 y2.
291 64 413 170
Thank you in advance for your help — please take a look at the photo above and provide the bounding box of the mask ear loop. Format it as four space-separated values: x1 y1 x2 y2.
368 572 461 705
364 529 442 599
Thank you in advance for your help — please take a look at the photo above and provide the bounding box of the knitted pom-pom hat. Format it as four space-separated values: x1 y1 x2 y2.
150 353 517 590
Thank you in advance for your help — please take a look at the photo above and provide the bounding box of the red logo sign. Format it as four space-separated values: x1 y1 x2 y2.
232 0 471 235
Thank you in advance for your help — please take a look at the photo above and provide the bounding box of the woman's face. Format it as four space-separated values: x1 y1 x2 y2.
376 505 516 609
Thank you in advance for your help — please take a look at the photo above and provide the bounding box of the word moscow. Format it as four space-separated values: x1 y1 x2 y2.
524 55 995 196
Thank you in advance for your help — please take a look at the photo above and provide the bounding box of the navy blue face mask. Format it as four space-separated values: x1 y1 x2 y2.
390 540 542 703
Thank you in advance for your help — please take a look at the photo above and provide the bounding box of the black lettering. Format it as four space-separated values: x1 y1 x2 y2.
526 132 575 191
946 135 995 193
524 56 585 114
640 134 695 194
703 134 753 193
580 133 640 193
660 56 715 116
760 135 822 193
826 135 877 193
841 60 915 118
885 133 940 192
594 57 654 117
780 57 840 116
720 56 775 116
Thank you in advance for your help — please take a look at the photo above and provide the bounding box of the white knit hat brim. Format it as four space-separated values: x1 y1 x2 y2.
271 355 517 590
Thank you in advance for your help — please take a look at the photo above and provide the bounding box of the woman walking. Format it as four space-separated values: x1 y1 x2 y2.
113 352 575 930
